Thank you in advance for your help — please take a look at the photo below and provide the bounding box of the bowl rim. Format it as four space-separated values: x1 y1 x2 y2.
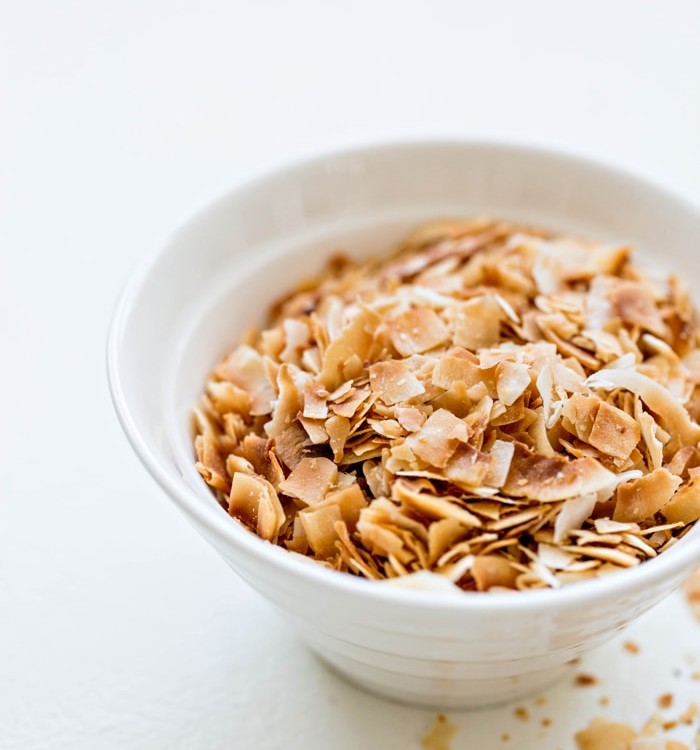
107 137 700 612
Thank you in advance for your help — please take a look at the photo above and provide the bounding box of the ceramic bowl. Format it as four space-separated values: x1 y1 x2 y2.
108 140 700 708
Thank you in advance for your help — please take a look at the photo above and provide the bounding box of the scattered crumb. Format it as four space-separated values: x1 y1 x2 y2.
662 720 678 731
624 641 641 654
678 702 699 725
568 657 582 667
534 696 547 707
422 713 458 750
575 717 636 749
542 717 553 728
575 673 599 687
684 569 700 621
599 696 610 707
501 733 510 742
658 693 674 710
515 706 530 721
692 671 700 681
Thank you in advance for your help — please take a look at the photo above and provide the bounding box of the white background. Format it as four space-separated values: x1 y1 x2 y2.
2 2 700 748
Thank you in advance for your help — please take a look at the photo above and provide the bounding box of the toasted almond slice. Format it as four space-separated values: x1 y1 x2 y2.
278 457 338 505
228 472 285 542
613 468 682 523
369 359 425 405
389 308 450 356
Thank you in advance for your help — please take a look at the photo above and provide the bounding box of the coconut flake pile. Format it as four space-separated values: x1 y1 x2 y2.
194 218 700 592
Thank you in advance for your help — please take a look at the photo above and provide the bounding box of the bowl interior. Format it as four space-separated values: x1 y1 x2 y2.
111 141 700 603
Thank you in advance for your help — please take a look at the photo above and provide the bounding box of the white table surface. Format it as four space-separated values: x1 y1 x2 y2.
3 2 700 748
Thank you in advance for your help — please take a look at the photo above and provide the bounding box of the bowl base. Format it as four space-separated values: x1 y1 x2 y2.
310 644 576 710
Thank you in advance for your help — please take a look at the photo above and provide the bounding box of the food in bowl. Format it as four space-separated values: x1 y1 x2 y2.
193 217 700 592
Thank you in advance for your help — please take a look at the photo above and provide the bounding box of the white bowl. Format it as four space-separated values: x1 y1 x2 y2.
108 140 700 709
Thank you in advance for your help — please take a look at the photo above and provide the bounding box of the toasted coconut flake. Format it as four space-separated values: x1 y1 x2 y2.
265 364 303 440
588 368 700 446
588 401 640 461
553 494 597 543
471 555 518 591
444 445 493 487
503 446 615 502
369 360 425 405
662 477 700 524
496 361 532 406
432 348 481 389
614 468 682 523
394 480 481 528
482 439 515 488
228 472 285 542
216 345 276 416
404 409 469 468
428 518 467 565
274 422 311 470
299 502 343 558
319 308 377 389
302 382 329 419
194 431 229 493
396 406 427 432
326 414 351 462
279 457 338 506
454 296 503 351
389 307 449 356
